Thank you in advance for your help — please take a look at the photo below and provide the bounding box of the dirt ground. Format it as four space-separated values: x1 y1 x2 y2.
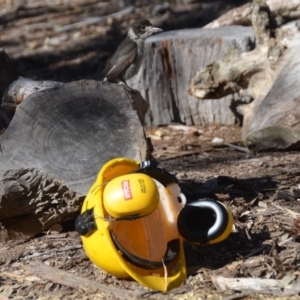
1 1 300 299
1 125 300 299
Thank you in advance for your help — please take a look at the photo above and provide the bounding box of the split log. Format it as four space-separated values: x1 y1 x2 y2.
128 26 254 125
0 80 149 196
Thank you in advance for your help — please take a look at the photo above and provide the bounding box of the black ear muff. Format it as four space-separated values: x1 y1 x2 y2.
177 198 231 244
75 208 97 236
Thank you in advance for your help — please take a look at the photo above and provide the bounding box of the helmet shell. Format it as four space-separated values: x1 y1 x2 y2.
79 157 187 292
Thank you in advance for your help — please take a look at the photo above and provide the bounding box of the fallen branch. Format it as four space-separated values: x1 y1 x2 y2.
25 261 139 299
211 274 299 295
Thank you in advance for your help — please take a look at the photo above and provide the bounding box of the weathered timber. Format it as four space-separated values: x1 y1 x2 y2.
0 80 149 196
25 261 140 298
127 26 254 125
0 168 83 241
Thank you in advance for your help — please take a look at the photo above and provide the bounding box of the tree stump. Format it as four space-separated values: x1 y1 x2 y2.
0 79 150 240
128 26 254 125
0 50 17 129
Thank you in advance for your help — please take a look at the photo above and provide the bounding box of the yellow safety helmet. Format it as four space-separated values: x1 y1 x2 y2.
75 158 187 293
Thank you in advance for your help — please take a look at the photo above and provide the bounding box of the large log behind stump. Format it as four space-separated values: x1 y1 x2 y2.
0 80 149 195
243 39 300 150
127 26 254 125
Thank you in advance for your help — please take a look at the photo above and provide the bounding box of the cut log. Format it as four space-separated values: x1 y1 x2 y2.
0 80 149 196
25 261 140 298
127 26 254 125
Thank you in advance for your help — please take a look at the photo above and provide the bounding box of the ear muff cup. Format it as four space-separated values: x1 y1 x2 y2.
177 199 232 244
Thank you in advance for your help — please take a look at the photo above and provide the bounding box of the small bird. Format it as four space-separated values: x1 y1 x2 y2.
103 19 162 85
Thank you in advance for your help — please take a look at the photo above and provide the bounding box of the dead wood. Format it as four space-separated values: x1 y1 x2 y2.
0 80 149 239
0 1 110 25
54 6 134 33
25 261 140 299
189 0 278 101
242 25 300 150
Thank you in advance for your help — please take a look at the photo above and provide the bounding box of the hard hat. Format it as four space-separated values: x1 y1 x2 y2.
75 158 187 293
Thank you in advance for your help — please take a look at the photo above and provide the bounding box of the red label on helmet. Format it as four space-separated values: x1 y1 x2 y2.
122 180 132 200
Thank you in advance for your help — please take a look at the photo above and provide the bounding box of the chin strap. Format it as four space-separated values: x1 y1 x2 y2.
135 160 178 186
